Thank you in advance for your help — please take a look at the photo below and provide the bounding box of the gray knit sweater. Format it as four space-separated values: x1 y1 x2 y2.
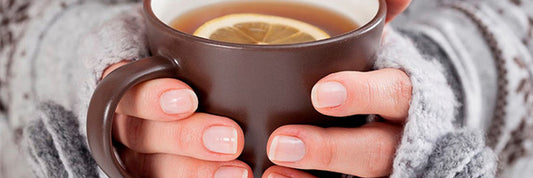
1 0 532 177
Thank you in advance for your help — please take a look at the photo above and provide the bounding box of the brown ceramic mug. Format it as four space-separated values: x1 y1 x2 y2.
87 0 386 177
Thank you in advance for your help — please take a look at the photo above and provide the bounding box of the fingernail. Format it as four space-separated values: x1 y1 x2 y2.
203 126 238 154
311 81 347 108
214 167 248 178
160 89 197 114
268 173 290 178
268 136 305 162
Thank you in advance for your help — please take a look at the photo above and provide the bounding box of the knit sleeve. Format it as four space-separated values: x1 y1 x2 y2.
77 6 148 137
374 28 497 178
388 0 533 177
19 3 148 178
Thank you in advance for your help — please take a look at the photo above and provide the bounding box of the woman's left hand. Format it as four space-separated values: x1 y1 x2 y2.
265 1 412 177
265 69 412 178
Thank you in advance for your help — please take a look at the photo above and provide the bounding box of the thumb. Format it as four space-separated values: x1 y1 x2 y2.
311 69 412 121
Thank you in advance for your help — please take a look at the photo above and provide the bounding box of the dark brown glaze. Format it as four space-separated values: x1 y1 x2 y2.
87 0 386 177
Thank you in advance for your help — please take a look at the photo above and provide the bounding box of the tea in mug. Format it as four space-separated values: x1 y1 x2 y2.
170 1 359 44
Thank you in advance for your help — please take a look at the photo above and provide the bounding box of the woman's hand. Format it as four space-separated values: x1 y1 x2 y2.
104 62 252 178
263 1 413 177
265 69 412 178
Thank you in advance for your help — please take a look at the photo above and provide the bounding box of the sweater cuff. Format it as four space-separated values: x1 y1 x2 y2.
79 5 148 81
381 28 497 178
77 5 148 138
376 28 458 177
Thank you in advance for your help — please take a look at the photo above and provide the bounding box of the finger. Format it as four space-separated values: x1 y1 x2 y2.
119 147 252 178
118 77 198 121
103 61 130 78
311 68 412 121
385 0 412 22
267 123 402 177
262 166 317 178
113 113 245 161
104 62 199 121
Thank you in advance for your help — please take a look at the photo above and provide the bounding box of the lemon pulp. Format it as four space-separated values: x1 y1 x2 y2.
193 13 330 45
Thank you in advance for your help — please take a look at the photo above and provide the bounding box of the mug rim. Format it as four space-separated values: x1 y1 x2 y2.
143 0 386 49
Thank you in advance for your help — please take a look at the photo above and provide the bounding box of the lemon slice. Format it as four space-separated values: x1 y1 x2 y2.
193 13 330 45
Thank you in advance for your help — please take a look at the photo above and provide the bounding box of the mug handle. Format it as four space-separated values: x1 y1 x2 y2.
87 56 179 178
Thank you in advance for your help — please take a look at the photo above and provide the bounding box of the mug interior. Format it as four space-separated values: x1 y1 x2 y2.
151 0 380 33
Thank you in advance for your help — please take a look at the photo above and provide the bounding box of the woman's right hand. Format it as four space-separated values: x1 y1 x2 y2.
104 62 252 178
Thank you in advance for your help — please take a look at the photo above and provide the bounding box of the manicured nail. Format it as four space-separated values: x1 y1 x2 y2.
214 167 248 178
311 81 347 108
268 173 290 178
203 126 238 154
160 89 197 114
269 136 305 162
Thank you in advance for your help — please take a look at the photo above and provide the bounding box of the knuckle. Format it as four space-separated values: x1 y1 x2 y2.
170 124 192 153
392 73 412 105
358 77 374 112
362 132 393 176
154 155 198 178
317 131 336 170
180 165 199 178
178 158 210 178
366 141 386 175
